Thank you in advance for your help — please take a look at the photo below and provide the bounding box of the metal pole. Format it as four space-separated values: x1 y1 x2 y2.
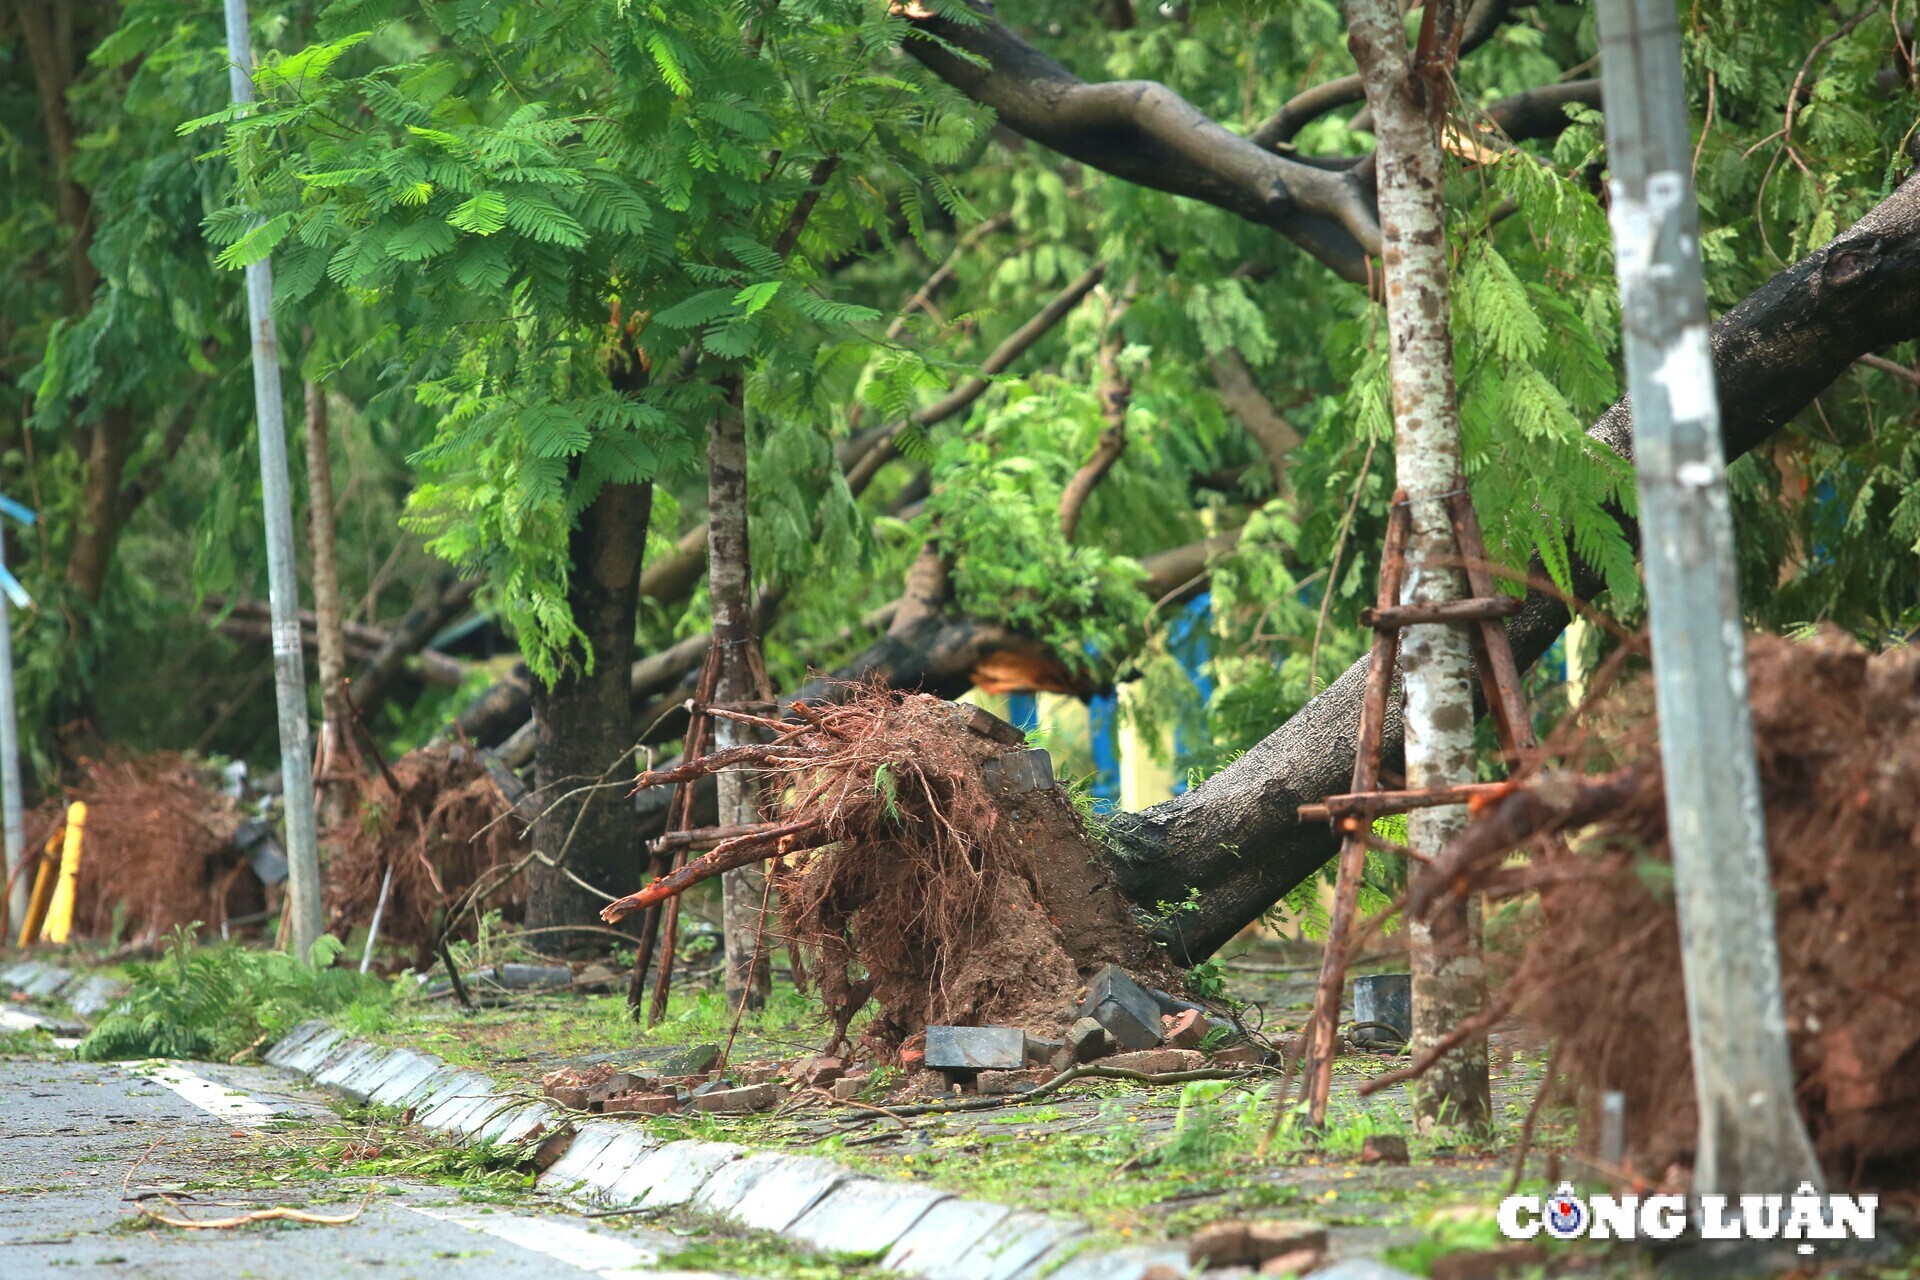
1595 0 1822 1196
222 0 325 963
0 521 26 935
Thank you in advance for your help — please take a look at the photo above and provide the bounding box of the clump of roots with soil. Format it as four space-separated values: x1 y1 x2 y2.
1428 630 1920 1185
603 684 1150 1053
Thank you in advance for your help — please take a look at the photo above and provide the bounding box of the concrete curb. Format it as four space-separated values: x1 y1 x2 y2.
266 1020 1187 1280
1 959 128 1029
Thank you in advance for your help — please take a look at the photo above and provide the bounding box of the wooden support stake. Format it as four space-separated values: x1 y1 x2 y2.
1301 495 1409 1127
1298 781 1516 824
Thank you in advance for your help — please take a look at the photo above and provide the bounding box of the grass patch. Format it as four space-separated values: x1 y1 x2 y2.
660 1223 890 1279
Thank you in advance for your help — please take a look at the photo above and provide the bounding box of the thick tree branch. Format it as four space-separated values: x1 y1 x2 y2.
900 4 1381 283
1208 349 1304 488
1106 169 1920 962
1251 0 1514 149
1058 283 1136 542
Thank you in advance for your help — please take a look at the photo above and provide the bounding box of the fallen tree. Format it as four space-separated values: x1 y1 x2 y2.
1103 168 1920 961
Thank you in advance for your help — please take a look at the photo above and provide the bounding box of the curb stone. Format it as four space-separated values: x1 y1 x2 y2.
2 959 129 1017
259 1022 1418 1280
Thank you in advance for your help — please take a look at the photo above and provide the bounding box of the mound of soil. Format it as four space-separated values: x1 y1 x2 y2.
1515 630 1920 1182
322 744 524 969
58 753 245 945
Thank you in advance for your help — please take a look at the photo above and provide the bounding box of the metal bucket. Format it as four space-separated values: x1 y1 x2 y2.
1352 973 1411 1048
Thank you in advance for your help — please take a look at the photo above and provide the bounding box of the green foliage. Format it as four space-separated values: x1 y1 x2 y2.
77 928 387 1062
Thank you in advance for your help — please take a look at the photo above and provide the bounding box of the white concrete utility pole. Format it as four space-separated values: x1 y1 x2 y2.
1595 0 1823 1196
221 0 325 962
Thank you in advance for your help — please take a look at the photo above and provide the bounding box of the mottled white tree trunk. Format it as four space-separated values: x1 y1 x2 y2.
1344 0 1488 1126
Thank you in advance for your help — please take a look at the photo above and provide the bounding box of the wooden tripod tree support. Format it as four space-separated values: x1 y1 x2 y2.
1295 487 1538 1126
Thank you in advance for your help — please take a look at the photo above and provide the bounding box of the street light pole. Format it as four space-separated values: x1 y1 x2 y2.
1595 0 1822 1196
221 0 325 962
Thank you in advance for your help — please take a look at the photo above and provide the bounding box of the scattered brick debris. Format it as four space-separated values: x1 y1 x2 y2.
1161 1008 1206 1049
1100 1048 1205 1075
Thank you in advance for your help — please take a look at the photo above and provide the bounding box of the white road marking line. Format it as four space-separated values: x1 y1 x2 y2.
404 1205 721 1278
124 1061 279 1127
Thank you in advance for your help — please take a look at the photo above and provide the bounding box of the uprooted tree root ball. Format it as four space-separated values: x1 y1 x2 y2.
604 685 1154 1051
322 744 525 968
1449 631 1920 1184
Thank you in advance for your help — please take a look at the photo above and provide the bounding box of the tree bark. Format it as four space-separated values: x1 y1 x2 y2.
527 479 652 942
302 377 361 811
66 407 132 604
1344 0 1487 1127
1104 167 1920 963
707 385 774 1011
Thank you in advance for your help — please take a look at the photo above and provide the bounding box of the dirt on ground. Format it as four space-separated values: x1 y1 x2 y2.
1504 630 1920 1186
322 744 525 969
757 686 1152 1053
56 753 247 946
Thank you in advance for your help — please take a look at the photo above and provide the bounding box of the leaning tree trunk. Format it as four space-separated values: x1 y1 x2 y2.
1345 0 1487 1127
708 387 774 1012
302 375 361 823
527 479 652 943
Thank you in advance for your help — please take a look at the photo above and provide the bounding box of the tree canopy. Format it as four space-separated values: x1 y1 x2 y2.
2 0 1917 949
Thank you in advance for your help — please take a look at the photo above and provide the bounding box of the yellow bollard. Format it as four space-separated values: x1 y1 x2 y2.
16 822 63 947
42 801 87 944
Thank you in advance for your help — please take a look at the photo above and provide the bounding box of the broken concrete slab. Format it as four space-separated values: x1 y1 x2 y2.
884 1199 1014 1275
1077 965 1163 1052
693 1152 846 1233
787 1177 952 1256
981 748 1054 796
944 1209 1085 1280
926 1025 1026 1072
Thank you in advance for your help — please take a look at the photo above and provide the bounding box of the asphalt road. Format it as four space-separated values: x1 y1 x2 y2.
0 1057 732 1280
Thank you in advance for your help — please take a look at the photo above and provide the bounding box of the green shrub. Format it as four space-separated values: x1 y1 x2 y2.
77 926 387 1062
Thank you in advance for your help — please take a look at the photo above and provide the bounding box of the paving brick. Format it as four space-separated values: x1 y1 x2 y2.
926 1025 1026 1071
977 1069 1047 1095
691 1083 780 1113
1099 1048 1205 1075
1077 965 1163 1052
1208 1043 1266 1067
787 1178 951 1256
1160 1009 1206 1049
604 1091 682 1115
263 1021 331 1068
947 701 1027 746
1064 1018 1111 1066
981 748 1054 796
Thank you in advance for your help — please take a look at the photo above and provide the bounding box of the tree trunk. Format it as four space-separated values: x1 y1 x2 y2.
707 387 773 1012
527 480 652 942
302 377 360 818
65 408 132 605
1344 0 1487 1127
